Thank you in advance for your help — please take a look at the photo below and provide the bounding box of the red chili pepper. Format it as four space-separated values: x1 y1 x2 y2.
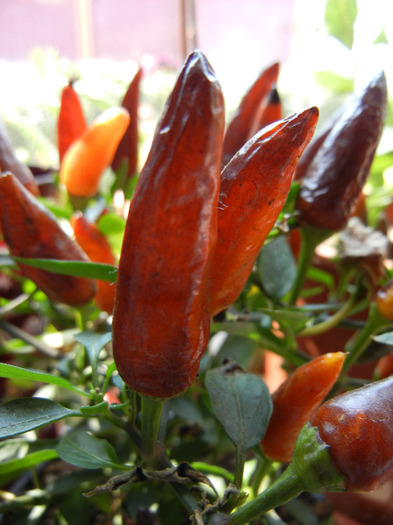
0 171 96 306
296 72 387 231
261 352 346 462
57 80 88 165
311 375 393 492
210 107 319 316
70 212 117 314
0 118 39 196
222 62 279 166
112 50 225 398
111 67 142 179
248 86 282 138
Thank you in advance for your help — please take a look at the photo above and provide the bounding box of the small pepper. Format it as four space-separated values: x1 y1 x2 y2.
210 107 319 316
111 67 142 179
296 72 387 231
0 171 96 306
60 107 130 197
112 50 225 398
222 62 279 166
375 279 393 321
57 80 88 165
261 352 346 463
71 212 117 314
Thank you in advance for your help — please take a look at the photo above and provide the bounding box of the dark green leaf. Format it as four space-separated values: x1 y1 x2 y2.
0 398 80 438
13 257 117 282
324 0 358 48
205 363 272 452
258 236 296 300
56 430 127 470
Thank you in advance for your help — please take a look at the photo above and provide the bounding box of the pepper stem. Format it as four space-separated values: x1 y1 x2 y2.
141 395 165 458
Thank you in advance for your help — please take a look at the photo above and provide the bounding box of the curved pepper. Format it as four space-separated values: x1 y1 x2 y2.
111 67 142 179
71 212 117 314
248 86 282 138
60 107 130 197
296 71 387 231
312 375 393 492
261 352 345 462
57 80 87 165
210 107 319 316
112 50 225 398
222 62 279 167
0 171 96 305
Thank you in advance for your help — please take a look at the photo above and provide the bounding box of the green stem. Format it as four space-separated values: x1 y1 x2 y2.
141 395 165 458
288 227 332 306
234 447 246 489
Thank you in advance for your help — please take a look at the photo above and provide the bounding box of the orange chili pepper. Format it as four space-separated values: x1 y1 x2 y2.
375 279 393 321
71 212 116 314
261 352 346 463
248 86 282 138
111 67 142 179
60 107 130 197
57 80 88 165
0 171 96 306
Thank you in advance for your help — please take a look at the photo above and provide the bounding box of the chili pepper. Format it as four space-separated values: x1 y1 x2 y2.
0 171 96 306
70 212 117 314
296 71 387 231
375 280 393 321
261 352 345 463
0 118 39 196
60 107 130 197
57 80 87 165
311 374 393 492
222 62 279 167
112 50 225 398
248 86 282 138
210 107 319 316
111 67 142 179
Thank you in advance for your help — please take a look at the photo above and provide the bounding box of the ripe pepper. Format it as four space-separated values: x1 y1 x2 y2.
375 279 393 321
0 171 96 306
296 71 387 231
222 62 279 166
261 352 346 463
210 107 319 316
112 50 225 398
248 86 282 138
311 375 393 492
57 80 88 165
70 212 117 314
111 67 142 179
0 118 39 196
60 107 130 197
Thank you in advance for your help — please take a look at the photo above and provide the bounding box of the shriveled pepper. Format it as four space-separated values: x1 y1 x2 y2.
0 118 39 196
112 50 225 398
222 62 279 166
210 107 319 316
71 212 117 314
296 71 387 231
57 80 87 165
111 67 142 179
261 352 346 463
60 107 130 197
0 171 96 306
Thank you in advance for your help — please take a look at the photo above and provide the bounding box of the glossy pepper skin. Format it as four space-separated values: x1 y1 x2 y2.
312 375 393 492
57 81 87 165
297 72 387 231
261 352 345 463
0 171 96 306
210 107 319 316
111 67 142 179
222 62 279 167
112 50 225 399
375 279 393 321
248 86 282 138
60 107 130 197
71 212 116 314
0 118 39 196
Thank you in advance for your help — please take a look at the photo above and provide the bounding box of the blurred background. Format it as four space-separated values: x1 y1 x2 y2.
0 0 392 175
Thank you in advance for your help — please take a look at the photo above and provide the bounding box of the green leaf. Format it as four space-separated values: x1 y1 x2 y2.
257 236 296 301
0 363 91 398
313 71 354 94
56 430 127 470
0 449 58 476
205 363 272 452
74 331 112 387
372 331 393 346
259 308 310 333
13 257 117 282
0 398 80 438
324 0 358 49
